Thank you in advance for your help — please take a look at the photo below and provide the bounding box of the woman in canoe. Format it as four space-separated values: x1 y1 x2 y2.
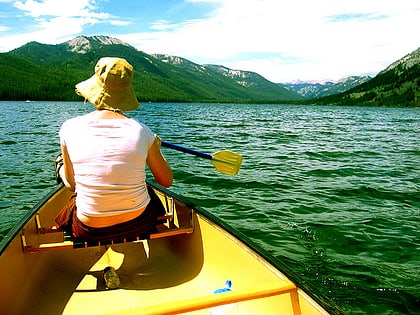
54 57 173 243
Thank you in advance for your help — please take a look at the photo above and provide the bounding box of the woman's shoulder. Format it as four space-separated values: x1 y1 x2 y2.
60 114 100 137
126 119 154 139
127 118 152 130
61 114 90 127
60 115 79 126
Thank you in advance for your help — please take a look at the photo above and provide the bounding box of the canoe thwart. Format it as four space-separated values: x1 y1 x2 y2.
35 214 63 234
21 189 194 253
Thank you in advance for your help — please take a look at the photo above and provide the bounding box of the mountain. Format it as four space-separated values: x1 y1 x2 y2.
312 47 420 107
1 35 418 106
381 48 420 73
65 35 132 54
284 76 372 99
0 35 302 103
152 55 300 100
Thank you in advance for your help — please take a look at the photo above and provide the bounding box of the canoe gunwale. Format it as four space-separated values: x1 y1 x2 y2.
0 183 61 254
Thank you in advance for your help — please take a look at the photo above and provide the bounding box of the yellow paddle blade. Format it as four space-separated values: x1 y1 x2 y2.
211 150 243 176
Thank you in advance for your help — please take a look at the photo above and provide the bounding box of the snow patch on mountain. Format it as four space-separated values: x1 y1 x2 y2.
64 35 131 54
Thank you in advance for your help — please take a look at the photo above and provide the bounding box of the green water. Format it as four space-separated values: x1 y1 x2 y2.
0 101 419 314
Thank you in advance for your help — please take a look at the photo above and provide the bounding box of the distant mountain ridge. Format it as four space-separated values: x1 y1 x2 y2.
284 76 372 98
204 64 268 88
0 35 302 102
381 47 420 73
313 47 420 107
0 35 418 106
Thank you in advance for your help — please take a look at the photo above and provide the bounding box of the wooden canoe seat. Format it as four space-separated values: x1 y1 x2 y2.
22 192 194 253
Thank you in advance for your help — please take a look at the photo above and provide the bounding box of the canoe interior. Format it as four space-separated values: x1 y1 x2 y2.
0 183 330 315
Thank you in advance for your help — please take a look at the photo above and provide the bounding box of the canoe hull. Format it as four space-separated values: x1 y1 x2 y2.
0 183 331 314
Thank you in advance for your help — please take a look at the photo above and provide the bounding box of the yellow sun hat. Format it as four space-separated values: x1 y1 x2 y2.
75 57 139 112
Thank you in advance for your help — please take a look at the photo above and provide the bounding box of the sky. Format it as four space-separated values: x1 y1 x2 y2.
0 0 419 83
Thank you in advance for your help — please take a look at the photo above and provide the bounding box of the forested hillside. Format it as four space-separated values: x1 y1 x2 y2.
0 53 81 101
0 37 302 103
1 36 418 106
312 48 420 107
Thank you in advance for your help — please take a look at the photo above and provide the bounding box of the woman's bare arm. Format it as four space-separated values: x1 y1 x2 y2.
147 135 173 188
60 143 76 191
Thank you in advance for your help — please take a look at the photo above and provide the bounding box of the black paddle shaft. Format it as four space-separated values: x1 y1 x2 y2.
161 141 212 160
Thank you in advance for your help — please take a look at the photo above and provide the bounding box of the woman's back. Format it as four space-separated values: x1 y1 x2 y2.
60 112 156 221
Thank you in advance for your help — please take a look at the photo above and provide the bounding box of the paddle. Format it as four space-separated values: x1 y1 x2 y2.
161 141 242 176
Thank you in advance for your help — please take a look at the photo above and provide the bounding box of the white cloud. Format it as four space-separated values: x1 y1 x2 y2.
124 0 420 81
186 0 223 2
0 16 88 50
109 20 131 27
0 0 114 51
1 0 419 81
13 0 97 18
150 20 181 31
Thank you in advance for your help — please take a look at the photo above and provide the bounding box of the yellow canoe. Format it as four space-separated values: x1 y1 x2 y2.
0 182 335 314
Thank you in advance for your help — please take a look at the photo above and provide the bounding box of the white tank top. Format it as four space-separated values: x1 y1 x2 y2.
59 114 155 221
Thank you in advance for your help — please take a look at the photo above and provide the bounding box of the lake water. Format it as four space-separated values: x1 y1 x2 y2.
0 101 419 314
